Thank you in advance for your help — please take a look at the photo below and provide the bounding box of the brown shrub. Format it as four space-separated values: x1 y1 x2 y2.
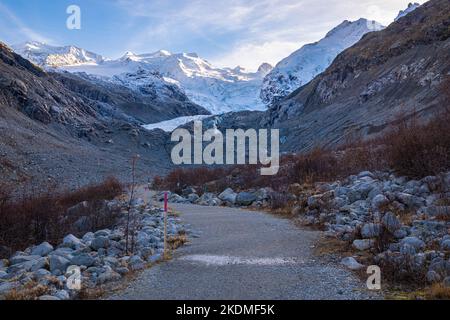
0 177 123 257
383 111 450 178
426 283 450 300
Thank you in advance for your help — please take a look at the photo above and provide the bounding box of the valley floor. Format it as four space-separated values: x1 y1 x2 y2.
108 203 381 300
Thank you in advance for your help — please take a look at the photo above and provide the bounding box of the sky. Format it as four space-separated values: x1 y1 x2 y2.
0 0 428 71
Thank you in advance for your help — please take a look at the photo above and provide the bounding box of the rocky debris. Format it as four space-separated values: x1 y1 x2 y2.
0 198 188 300
341 257 364 270
30 242 54 257
158 187 266 208
291 170 450 288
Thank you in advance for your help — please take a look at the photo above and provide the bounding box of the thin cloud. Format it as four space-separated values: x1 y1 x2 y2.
114 0 428 70
0 2 53 44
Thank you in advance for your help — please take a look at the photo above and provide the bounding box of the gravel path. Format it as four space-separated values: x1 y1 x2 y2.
109 203 380 300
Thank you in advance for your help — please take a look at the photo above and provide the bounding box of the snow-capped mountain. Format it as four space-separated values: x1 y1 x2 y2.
395 3 421 21
13 42 272 114
13 41 105 67
260 18 384 105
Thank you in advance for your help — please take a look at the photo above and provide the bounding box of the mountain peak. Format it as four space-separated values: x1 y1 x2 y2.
257 63 273 75
395 2 420 21
261 17 385 105
325 18 384 39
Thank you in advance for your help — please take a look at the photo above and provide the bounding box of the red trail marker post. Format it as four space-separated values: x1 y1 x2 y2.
164 192 168 259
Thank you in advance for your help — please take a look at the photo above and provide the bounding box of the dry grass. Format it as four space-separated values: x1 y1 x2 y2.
167 233 188 250
425 283 450 300
4 281 49 300
0 177 123 258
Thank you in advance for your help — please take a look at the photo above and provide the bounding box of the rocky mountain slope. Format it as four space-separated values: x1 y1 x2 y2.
261 0 450 152
260 19 385 105
13 43 272 114
0 42 174 186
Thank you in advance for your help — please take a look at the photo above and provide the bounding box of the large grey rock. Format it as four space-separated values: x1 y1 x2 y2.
361 223 381 239
371 194 389 211
382 212 401 233
71 253 95 267
400 237 425 251
49 255 71 273
169 193 190 204
54 290 70 300
187 193 199 203
31 242 54 257
236 192 257 206
341 257 364 270
0 281 19 296
352 239 375 251
62 234 83 249
90 236 110 250
10 255 41 265
440 239 450 251
444 276 450 288
97 269 121 284
129 255 145 271
32 269 51 280
197 193 222 206
254 188 273 201
426 270 441 284
94 229 111 238
218 188 237 204
395 192 425 208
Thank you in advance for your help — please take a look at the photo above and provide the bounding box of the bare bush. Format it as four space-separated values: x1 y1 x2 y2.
0 177 123 258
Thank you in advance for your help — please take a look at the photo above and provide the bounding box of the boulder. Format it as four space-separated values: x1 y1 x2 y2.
90 236 110 250
255 188 274 201
31 242 54 257
54 290 70 300
358 171 375 179
71 253 95 267
97 269 121 284
0 281 19 296
169 193 190 204
400 237 425 251
197 193 222 206
62 234 83 249
395 192 425 208
182 187 196 197
10 255 41 265
341 257 364 270
236 192 257 206
352 239 375 251
444 276 450 288
371 194 389 211
440 239 450 251
218 188 237 204
49 255 71 274
426 270 441 284
382 212 401 233
94 229 111 238
32 269 51 280
187 193 199 203
129 255 145 271
361 223 382 239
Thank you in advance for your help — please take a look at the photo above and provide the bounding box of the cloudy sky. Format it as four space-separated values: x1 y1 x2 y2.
0 0 428 70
